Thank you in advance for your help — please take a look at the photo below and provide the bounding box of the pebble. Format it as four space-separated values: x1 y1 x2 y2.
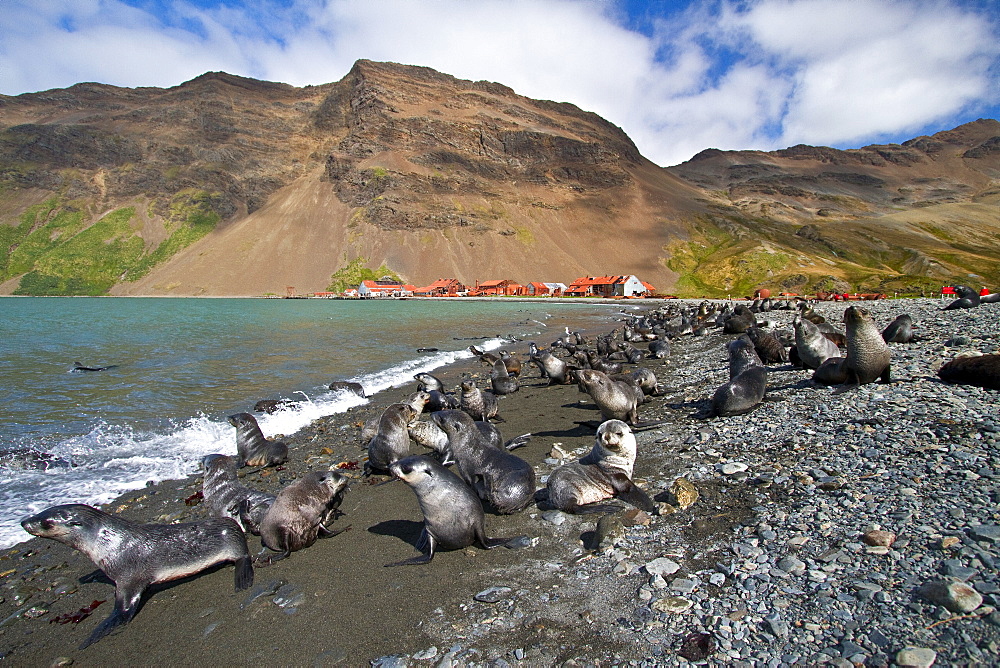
895 646 937 667
643 557 681 578
651 596 692 613
473 587 512 604
918 580 984 613
718 462 749 475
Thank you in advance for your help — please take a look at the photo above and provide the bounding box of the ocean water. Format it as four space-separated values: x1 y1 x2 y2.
0 297 624 548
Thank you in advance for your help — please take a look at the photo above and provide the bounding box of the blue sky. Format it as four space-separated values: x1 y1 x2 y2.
1 0 997 166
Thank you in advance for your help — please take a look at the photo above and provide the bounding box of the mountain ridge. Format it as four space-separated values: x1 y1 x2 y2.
0 60 997 296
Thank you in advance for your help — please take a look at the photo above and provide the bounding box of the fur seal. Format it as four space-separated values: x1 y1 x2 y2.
254 470 349 565
201 454 276 534
0 448 71 471
609 368 660 397
460 380 501 422
386 455 521 566
431 410 535 514
881 314 915 343
793 314 841 370
366 403 418 474
529 342 574 385
490 359 520 395
647 339 671 359
227 413 289 468
546 420 662 514
21 504 252 649
71 361 118 373
943 285 981 310
575 368 643 424
842 305 891 387
328 381 366 398
253 399 297 414
711 339 767 417
410 417 530 465
745 326 787 364
499 351 522 377
414 372 459 412
937 353 1000 390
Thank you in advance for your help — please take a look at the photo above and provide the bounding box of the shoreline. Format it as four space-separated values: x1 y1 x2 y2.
1 298 998 666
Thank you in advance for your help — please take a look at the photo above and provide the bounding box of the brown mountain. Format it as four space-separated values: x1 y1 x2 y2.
0 60 998 297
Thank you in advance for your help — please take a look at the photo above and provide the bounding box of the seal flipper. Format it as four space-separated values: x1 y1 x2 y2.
81 583 143 649
607 471 658 513
385 528 435 567
234 556 254 590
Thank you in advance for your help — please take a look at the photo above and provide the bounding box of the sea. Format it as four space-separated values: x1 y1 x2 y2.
0 296 629 549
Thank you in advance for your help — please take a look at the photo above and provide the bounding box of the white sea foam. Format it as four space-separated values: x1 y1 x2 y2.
0 338 507 549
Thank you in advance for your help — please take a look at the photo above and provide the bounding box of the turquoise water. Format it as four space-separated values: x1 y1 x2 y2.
0 297 621 547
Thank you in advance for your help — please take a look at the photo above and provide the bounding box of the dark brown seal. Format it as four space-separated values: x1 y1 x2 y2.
255 470 349 565
881 314 915 343
712 339 767 417
21 504 252 649
227 412 289 468
937 354 1000 390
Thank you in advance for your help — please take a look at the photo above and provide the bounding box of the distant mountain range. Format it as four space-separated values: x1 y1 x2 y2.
1 60 997 297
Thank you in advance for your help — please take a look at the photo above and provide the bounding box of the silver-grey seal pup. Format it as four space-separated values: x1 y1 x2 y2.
254 470 349 565
432 410 535 514
365 403 419 474
546 420 664 514
227 412 289 467
21 504 252 649
201 454 276 534
386 455 523 566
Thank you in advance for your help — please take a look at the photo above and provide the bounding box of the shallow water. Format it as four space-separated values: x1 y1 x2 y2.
0 296 625 547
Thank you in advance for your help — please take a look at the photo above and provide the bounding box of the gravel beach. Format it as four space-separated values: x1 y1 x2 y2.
1 297 998 667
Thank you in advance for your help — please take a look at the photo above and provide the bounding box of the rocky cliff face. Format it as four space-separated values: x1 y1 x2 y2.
0 61 998 296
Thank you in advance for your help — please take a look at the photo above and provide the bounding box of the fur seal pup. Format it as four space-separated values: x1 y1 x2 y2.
981 292 1000 304
253 399 297 414
499 350 522 377
842 305 891 388
410 417 531 465
414 372 459 412
648 339 671 359
490 359 520 395
746 327 787 364
574 369 644 425
793 314 841 370
328 381 366 398
227 413 289 468
469 345 501 367
881 314 915 343
366 403 418 474
609 368 660 397
386 455 521 566
528 342 574 385
937 353 1000 390
460 380 501 421
255 471 349 565
546 420 662 514
431 410 535 514
21 504 252 649
711 340 767 417
202 454 276 534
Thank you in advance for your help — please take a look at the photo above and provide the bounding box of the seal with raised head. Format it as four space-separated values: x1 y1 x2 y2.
386 455 522 566
21 504 252 649
574 368 644 425
202 454 276 534
366 403 418 474
529 342 574 385
745 326 787 364
490 359 519 395
460 380 501 422
499 350 522 377
943 285 981 310
793 314 841 370
711 339 767 417
410 417 530 465
414 372 459 412
937 353 1000 390
255 470 349 565
227 412 289 468
842 305 891 388
432 410 535 514
546 420 663 514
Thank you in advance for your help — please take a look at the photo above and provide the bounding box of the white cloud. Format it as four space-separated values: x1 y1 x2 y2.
0 0 996 165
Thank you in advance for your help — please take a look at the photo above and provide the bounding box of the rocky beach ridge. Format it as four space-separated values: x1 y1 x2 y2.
0 297 998 666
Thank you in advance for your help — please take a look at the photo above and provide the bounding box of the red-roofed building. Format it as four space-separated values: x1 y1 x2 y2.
473 279 525 296
565 275 652 297
413 278 466 296
358 280 415 297
527 282 567 296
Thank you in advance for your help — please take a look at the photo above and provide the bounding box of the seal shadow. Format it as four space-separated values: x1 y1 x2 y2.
533 422 594 439
368 519 424 549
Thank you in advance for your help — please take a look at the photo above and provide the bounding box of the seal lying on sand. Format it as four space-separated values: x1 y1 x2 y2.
21 504 252 649
432 410 535 514
254 471 349 565
881 314 915 343
386 455 522 566
546 420 663 514
202 454 276 534
227 413 289 468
